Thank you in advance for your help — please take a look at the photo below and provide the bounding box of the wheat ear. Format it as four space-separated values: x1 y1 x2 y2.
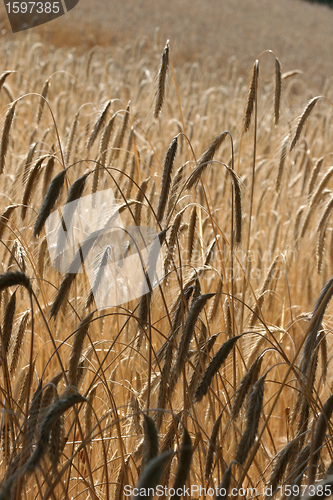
300 277 333 382
274 57 282 125
231 356 263 420
290 97 320 151
0 101 17 174
195 335 241 402
167 164 185 217
86 100 111 149
243 60 259 134
156 137 178 223
301 166 333 238
112 101 130 160
234 374 266 465
154 41 169 119
2 291 16 356
186 131 228 189
308 157 325 195
266 437 299 497
68 312 94 386
33 169 66 237
169 293 214 392
9 311 29 374
205 411 223 480
21 155 47 220
275 135 289 192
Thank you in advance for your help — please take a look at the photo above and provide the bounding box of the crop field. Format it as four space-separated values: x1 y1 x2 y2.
0 5 333 499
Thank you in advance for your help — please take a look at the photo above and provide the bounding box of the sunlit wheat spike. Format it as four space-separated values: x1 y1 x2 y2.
42 153 55 197
2 291 16 356
160 413 181 454
204 235 219 267
38 373 63 421
300 277 333 381
98 112 116 168
50 229 100 318
33 169 66 237
134 178 149 226
195 335 241 402
129 393 143 435
208 279 223 322
133 451 173 500
48 410 64 475
187 206 197 263
55 172 89 251
154 40 169 119
112 101 130 160
10 310 29 374
275 135 289 192
66 172 89 205
86 100 111 149
274 57 282 125
308 157 324 195
188 333 219 397
155 285 194 364
24 389 85 475
25 380 43 448
68 312 94 386
171 293 215 386
205 411 223 480
21 155 47 220
318 329 328 384
65 108 80 165
22 141 38 184
164 210 183 277
167 163 185 217
36 79 50 125
223 297 232 337
290 97 320 151
242 60 259 134
227 166 242 244
170 426 192 500
0 101 17 174
156 339 174 429
234 374 266 465
249 254 281 327
186 131 228 190
231 356 263 420
316 197 333 273
86 245 111 308
156 136 178 223
301 166 333 238
142 415 159 471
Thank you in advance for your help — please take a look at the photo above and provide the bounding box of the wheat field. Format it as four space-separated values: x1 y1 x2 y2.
0 27 333 500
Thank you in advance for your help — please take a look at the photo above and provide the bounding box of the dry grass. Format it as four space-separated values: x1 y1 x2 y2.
0 26 333 500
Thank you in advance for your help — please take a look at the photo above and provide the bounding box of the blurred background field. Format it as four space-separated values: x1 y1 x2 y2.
1 0 333 86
